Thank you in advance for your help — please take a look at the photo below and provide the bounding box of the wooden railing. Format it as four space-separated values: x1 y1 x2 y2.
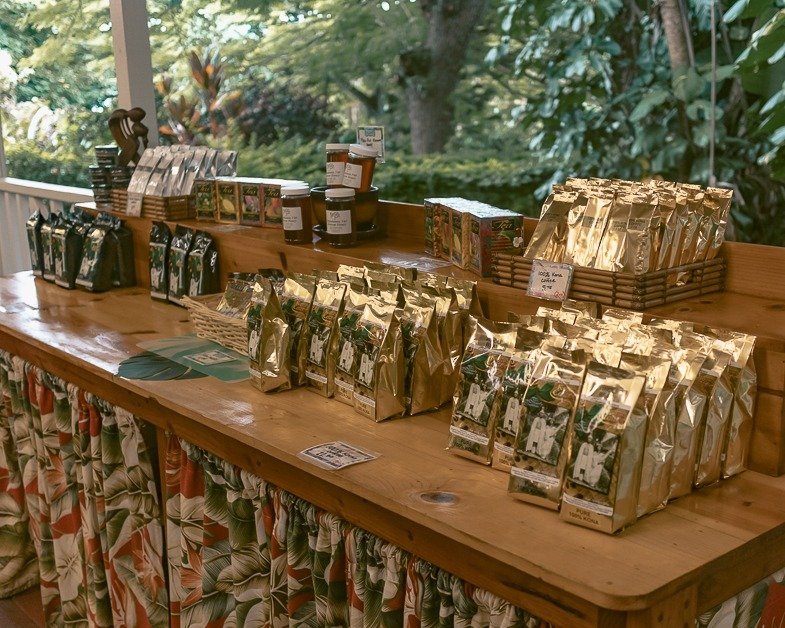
0 177 92 276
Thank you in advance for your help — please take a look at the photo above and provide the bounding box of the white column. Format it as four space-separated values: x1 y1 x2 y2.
109 0 159 146
0 114 8 178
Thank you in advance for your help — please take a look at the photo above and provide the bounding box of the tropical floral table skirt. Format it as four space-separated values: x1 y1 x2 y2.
2 348 785 627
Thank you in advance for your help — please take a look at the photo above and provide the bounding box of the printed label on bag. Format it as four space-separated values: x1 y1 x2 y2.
127 193 143 217
335 379 353 392
449 425 490 446
342 163 363 189
282 206 304 231
562 493 613 517
353 391 376 408
326 162 346 186
494 442 514 456
306 370 328 384
510 467 561 486
326 209 352 235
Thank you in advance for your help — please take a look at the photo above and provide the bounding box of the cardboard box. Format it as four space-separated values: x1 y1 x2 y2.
469 210 524 277
238 178 264 226
216 179 240 223
194 179 217 221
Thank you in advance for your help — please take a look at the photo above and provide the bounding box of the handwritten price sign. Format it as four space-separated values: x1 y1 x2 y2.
526 259 574 301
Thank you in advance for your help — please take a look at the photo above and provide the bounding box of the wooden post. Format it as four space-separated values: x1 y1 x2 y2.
109 0 159 146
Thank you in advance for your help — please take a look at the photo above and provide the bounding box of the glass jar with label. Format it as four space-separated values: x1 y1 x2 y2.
325 188 357 247
326 143 350 187
281 185 313 244
342 144 377 192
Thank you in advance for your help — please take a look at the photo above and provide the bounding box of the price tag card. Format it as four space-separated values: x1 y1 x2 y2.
298 441 379 470
527 259 574 301
356 126 385 163
127 193 143 217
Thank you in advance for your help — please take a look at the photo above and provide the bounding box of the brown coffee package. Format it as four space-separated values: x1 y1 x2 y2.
523 191 577 262
705 329 757 478
448 317 518 464
247 278 291 393
335 280 371 406
560 362 646 533
352 297 406 421
491 329 544 471
507 346 587 509
399 295 441 415
636 346 704 517
429 286 465 405
623 194 659 274
280 273 316 386
617 353 671 520
303 279 347 397
669 348 731 499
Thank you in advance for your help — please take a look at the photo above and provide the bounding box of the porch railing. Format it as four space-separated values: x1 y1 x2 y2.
0 177 92 277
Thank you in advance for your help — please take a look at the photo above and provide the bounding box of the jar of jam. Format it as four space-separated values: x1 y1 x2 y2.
325 188 357 247
343 144 377 192
326 143 350 187
281 185 313 244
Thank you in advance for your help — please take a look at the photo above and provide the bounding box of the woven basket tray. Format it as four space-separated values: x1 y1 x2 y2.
111 189 195 220
181 294 247 355
492 254 725 310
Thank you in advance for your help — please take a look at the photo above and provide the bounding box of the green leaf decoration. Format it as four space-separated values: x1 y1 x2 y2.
118 351 207 381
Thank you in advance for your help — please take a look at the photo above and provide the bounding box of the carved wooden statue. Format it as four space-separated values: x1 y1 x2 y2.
108 107 149 166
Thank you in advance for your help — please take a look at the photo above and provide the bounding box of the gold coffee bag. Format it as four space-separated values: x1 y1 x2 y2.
507 346 587 509
303 279 347 397
400 295 441 415
618 352 671 519
524 191 577 262
669 349 731 499
594 195 631 272
565 191 614 268
335 280 371 406
280 273 316 386
448 317 518 464
560 362 645 533
247 278 291 393
704 188 733 261
352 297 406 421
491 329 544 472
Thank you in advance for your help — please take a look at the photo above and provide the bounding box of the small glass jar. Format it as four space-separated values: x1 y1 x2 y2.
325 143 350 187
281 185 313 244
325 188 357 247
343 143 377 192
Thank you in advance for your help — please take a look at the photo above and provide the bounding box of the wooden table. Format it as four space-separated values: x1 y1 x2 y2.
2 272 785 628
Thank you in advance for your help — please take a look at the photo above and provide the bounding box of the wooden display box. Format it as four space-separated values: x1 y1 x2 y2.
111 188 194 220
492 253 724 310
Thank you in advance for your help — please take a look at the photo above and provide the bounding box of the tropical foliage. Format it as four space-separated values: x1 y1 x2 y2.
1 0 784 242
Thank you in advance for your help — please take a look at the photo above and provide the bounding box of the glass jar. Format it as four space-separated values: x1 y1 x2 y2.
281 185 313 244
325 188 357 247
325 143 350 187
343 143 377 192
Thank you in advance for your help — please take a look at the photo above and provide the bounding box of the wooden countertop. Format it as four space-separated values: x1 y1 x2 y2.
2 272 785 627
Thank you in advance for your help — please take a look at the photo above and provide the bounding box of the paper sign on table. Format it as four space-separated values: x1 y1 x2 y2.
299 441 379 470
527 259 574 301
356 126 385 163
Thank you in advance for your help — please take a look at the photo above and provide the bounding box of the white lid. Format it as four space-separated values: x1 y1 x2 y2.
281 185 310 196
349 143 378 157
325 188 355 199
326 143 350 150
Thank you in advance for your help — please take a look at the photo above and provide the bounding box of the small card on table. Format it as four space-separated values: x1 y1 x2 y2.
299 441 379 470
527 259 574 301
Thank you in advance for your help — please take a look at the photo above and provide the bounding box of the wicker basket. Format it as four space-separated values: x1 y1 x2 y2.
181 294 247 355
111 189 195 220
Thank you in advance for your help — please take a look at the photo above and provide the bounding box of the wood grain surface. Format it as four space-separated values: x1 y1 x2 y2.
2 273 785 626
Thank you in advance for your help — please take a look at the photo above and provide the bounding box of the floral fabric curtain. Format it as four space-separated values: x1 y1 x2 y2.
165 435 549 628
697 566 785 628
0 354 169 627
0 351 38 598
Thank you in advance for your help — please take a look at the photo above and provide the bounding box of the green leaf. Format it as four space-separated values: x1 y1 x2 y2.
768 40 785 64
761 86 785 114
771 125 785 144
673 67 707 102
629 88 669 121
117 352 207 381
724 0 749 22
